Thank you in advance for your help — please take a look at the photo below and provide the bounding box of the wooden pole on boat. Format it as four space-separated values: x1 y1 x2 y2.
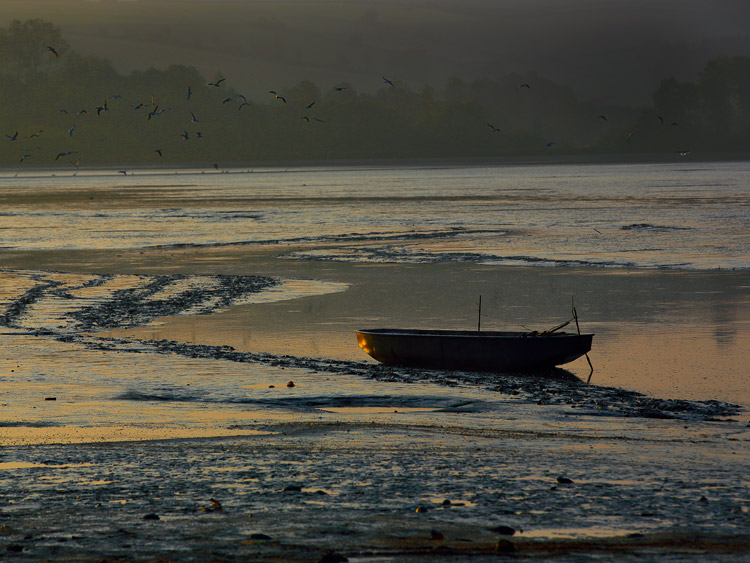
572 296 582 335
477 295 482 332
572 297 595 383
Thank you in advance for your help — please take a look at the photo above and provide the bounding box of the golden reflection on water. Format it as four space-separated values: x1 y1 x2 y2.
519 527 641 539
0 426 273 447
0 462 95 470
590 329 750 404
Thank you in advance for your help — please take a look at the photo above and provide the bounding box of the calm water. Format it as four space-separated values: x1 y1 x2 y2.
1 161 748 269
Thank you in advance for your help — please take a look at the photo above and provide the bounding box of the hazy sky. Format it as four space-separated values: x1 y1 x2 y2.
4 0 750 105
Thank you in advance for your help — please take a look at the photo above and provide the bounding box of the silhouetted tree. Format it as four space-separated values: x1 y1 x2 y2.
698 57 750 145
0 19 68 80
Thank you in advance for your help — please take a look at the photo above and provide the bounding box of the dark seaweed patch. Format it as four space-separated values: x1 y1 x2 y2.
149 226 499 250
287 247 637 268
0 278 64 327
621 223 691 232
70 274 278 330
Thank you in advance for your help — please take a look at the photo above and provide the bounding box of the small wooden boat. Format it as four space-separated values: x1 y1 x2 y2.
356 328 593 372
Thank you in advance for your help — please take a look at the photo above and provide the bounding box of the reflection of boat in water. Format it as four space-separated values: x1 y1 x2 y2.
356 328 593 372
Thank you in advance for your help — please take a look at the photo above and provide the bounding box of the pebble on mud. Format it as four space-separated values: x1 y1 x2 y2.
430 529 444 540
415 505 429 513
143 514 160 521
557 476 574 484
286 381 295 387
495 539 516 553
489 525 516 536
283 485 303 492
201 498 223 512
318 550 348 563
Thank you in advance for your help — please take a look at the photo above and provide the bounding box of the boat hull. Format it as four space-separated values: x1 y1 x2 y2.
356 329 593 372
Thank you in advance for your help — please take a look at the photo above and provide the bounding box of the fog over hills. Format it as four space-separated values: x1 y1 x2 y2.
3 0 749 106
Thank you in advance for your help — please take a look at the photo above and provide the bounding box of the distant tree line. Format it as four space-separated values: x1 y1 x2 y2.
1 19 749 167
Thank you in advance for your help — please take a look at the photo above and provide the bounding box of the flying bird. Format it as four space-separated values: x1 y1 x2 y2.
382 76 395 87
6 131 18 141
334 86 346 91
306 101 316 109
181 130 190 140
487 124 501 133
55 150 77 160
155 149 163 157
190 112 200 122
657 115 664 126
29 129 43 138
67 124 77 137
520 83 530 89
19 153 32 163
208 78 226 87
302 116 310 122
47 46 59 58
187 85 192 100
546 141 556 147
222 97 234 104
269 91 286 103
597 114 607 121
238 102 250 110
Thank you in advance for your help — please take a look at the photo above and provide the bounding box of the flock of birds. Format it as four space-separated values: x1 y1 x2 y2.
7 45 411 169
6 45 688 169
487 94 683 152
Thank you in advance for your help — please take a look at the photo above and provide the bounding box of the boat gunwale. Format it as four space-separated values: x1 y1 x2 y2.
356 328 593 339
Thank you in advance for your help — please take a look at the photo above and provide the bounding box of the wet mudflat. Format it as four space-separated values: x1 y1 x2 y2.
1 419 749 561
0 253 748 561
1 163 749 560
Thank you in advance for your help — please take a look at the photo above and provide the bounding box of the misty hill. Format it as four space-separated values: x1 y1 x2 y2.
2 0 749 106
1 17 749 167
